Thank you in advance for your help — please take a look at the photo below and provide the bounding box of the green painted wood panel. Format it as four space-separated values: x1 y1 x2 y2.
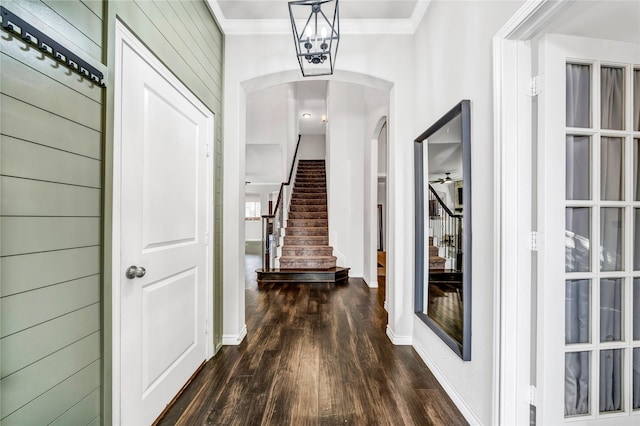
0 53 101 130
0 95 101 160
1 275 100 337
42 0 102 45
1 177 101 217
112 1 222 108
0 246 100 297
173 1 223 67
0 33 102 102
49 388 101 426
1 136 100 187
2 0 101 60
0 360 100 425
0 217 100 256
80 0 103 20
151 0 222 84
1 304 100 377
1 332 100 418
0 1 104 423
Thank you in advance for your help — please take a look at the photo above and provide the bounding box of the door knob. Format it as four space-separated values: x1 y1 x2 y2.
125 265 146 279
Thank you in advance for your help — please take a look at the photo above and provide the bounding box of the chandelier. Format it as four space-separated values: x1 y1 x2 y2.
288 0 340 77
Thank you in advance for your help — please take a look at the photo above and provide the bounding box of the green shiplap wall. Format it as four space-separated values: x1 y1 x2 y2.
0 0 104 424
103 0 224 422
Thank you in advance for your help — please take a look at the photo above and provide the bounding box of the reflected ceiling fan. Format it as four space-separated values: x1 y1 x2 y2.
429 172 454 185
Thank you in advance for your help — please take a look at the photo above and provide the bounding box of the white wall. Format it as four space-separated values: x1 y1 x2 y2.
298 134 326 159
223 31 416 345
327 81 365 276
411 1 523 424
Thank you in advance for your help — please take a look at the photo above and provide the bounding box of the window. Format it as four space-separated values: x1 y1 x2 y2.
245 201 261 220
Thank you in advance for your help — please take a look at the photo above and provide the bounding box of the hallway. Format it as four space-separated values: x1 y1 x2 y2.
158 278 467 425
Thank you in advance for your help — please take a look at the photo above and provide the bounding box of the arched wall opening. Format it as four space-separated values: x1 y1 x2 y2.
222 65 416 345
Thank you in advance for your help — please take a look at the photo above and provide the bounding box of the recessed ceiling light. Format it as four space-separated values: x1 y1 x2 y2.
302 113 311 119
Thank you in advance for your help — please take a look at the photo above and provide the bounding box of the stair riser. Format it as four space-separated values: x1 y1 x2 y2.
292 192 327 198
279 258 337 269
291 198 326 205
283 236 329 245
282 247 334 256
295 182 326 187
287 219 328 227
290 205 327 212
293 187 326 193
285 227 328 236
288 212 328 219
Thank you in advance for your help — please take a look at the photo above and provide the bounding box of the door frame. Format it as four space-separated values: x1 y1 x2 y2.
110 20 215 424
492 1 572 424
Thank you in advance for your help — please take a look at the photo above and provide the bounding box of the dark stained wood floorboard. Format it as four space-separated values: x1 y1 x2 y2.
158 278 468 426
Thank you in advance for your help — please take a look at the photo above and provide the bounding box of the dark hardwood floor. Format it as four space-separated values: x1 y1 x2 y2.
158 254 467 425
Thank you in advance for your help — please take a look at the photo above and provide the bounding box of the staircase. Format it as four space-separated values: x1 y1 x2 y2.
279 160 337 269
429 236 446 271
256 159 349 285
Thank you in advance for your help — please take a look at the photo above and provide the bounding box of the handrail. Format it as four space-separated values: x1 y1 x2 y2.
274 134 302 214
428 184 462 218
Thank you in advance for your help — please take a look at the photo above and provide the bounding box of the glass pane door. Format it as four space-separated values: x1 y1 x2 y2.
563 60 640 420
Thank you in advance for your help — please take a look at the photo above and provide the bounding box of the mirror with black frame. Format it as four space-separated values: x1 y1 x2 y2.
414 100 471 360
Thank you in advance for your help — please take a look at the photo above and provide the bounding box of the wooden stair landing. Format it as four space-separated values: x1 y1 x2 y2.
256 267 350 285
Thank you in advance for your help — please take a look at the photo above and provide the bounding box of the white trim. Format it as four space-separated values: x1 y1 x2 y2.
386 326 412 345
223 325 247 345
413 339 481 426
492 1 574 425
367 280 379 289
112 20 215 424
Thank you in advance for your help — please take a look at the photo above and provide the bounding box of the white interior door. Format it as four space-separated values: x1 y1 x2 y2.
115 22 213 425
538 34 640 425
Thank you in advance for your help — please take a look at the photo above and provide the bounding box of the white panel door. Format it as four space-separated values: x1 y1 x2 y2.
538 34 640 425
115 24 213 425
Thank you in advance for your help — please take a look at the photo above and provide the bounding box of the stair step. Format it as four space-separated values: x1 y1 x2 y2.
288 211 327 219
290 204 327 212
293 187 326 193
429 246 438 256
295 182 326 187
281 245 334 257
284 235 328 245
256 267 348 284
292 192 326 198
285 227 328 236
290 198 326 205
279 256 337 270
287 219 328 227
429 256 446 270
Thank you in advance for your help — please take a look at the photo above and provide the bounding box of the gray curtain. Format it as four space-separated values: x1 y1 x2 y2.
565 64 625 415
566 64 590 127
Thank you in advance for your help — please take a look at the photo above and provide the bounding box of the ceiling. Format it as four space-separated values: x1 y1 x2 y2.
207 0 430 34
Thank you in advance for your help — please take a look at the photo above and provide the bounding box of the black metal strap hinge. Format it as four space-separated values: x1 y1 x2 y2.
1 6 105 87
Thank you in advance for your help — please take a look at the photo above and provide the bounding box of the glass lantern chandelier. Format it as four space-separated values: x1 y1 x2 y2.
288 0 340 77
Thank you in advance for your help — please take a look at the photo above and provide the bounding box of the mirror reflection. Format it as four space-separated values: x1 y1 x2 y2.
414 100 471 360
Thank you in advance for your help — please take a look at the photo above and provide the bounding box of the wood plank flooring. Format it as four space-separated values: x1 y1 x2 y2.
158 278 468 425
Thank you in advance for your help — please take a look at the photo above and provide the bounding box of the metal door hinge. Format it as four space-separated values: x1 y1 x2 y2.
206 143 212 157
529 385 537 406
530 75 543 97
205 231 210 246
204 319 209 335
528 231 540 251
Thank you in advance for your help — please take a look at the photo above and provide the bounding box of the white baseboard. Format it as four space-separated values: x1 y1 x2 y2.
412 339 481 425
383 300 388 312
385 326 412 345
222 324 247 345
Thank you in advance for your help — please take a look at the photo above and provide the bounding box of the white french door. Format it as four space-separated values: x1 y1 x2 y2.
538 34 640 424
114 22 214 425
